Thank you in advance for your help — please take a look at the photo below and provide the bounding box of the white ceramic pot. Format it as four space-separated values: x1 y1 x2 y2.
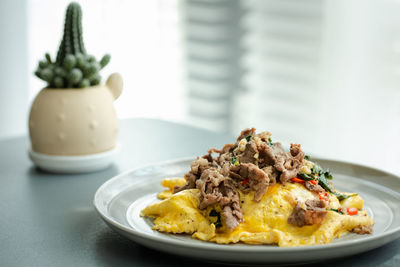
28 73 123 173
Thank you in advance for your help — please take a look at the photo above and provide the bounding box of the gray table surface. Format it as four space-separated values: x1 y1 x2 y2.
1 118 399 267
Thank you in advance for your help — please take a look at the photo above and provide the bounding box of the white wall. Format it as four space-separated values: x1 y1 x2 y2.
0 0 29 139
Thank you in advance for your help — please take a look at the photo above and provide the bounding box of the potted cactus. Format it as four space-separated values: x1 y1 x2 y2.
29 2 123 173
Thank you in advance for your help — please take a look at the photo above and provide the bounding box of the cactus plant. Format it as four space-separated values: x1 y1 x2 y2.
34 2 110 88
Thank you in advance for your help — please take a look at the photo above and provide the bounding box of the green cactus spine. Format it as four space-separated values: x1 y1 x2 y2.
34 2 110 89
56 2 86 65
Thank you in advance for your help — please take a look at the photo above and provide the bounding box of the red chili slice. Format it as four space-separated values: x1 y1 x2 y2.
347 207 358 215
319 192 329 201
241 178 249 185
291 177 305 183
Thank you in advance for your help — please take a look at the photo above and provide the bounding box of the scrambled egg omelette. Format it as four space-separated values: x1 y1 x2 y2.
141 129 374 247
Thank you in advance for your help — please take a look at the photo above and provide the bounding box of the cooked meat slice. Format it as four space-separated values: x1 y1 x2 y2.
174 157 213 193
277 144 305 183
236 128 256 141
215 144 235 167
257 142 279 166
196 169 243 229
262 166 278 185
239 141 258 164
209 147 221 154
352 225 373 234
227 168 242 181
304 181 325 193
196 169 225 208
257 142 305 183
288 199 327 227
306 199 327 209
287 203 306 227
230 163 270 202
190 157 210 175
202 150 215 163
173 172 197 193
221 143 235 154
255 131 271 143
222 204 242 230
202 148 220 168
290 143 302 158
217 152 232 167
220 162 231 177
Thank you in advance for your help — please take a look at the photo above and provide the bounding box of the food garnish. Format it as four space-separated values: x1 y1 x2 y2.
347 207 359 216
291 177 305 183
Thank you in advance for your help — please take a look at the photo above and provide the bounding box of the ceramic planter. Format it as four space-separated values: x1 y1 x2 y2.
28 73 123 173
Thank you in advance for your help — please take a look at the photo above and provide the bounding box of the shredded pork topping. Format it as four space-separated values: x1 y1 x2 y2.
174 128 312 229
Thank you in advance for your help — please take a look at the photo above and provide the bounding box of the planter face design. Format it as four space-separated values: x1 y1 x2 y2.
29 73 123 156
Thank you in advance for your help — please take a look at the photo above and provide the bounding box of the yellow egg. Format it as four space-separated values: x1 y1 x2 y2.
340 194 364 210
157 177 186 199
141 178 374 247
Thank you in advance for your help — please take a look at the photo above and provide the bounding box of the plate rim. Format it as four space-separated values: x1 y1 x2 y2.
93 156 400 253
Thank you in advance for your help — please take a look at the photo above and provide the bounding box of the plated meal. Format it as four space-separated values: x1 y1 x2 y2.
141 128 374 247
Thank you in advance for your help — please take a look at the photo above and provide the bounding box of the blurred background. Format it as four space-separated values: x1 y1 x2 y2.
1 0 399 174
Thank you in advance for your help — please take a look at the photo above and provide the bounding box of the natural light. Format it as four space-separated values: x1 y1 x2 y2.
28 0 185 121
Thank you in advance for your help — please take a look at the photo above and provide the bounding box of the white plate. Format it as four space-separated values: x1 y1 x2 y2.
93 157 400 265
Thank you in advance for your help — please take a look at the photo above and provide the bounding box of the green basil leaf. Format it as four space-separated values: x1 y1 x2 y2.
309 162 336 193
333 192 357 201
312 163 322 175
268 137 274 147
318 173 333 193
209 210 222 228
324 169 333 180
230 156 239 166
245 135 252 142
209 210 219 217
298 172 315 181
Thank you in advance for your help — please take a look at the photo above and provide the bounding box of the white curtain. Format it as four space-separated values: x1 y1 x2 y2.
181 0 400 174
181 0 243 132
